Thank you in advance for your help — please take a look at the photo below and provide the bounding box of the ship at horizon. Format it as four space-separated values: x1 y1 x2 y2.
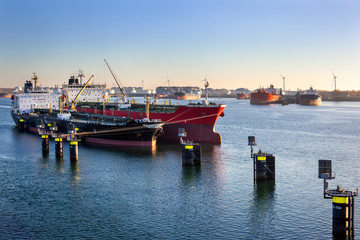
250 84 281 105
297 87 322 106
156 86 201 100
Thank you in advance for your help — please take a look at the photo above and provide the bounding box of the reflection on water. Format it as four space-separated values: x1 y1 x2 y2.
55 158 65 174
70 160 81 185
248 181 277 238
181 166 201 191
81 142 158 158
2 98 360 239
39 156 49 168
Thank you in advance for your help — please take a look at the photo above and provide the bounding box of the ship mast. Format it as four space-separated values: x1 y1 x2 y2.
32 73 39 90
78 69 84 85
203 78 209 105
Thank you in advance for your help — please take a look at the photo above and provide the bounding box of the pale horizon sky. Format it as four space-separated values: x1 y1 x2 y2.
1 0 359 91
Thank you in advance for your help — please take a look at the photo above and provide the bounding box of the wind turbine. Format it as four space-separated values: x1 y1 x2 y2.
163 75 170 87
280 74 286 93
332 72 337 91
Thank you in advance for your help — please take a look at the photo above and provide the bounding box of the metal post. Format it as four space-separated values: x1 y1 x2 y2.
324 179 328 199
41 135 49 156
69 140 78 161
55 137 63 158
253 154 256 183
18 119 25 131
352 196 355 237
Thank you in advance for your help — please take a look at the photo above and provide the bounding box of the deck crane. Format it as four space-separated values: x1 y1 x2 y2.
32 73 39 90
69 75 94 110
104 59 126 102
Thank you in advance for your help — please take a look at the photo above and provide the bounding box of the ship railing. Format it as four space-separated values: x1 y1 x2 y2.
139 118 162 123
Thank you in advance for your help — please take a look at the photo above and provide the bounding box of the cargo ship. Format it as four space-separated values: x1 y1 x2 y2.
173 91 201 100
298 87 322 106
236 93 249 100
0 93 12 98
12 72 226 144
75 101 226 144
77 66 225 144
156 86 201 100
11 110 164 147
0 88 13 98
173 87 201 100
10 75 163 147
250 85 281 105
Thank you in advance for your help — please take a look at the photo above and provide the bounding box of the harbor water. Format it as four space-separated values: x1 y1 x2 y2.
1 97 360 239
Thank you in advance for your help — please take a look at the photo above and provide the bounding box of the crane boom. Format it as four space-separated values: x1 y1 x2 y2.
104 59 126 102
70 75 94 110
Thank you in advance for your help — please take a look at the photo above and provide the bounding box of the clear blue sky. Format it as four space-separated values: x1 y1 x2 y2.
1 0 359 90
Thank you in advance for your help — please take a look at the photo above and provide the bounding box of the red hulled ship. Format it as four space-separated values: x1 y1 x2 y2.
76 102 226 144
250 85 281 105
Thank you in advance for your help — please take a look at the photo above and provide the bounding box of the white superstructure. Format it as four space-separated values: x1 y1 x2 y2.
12 91 62 113
11 79 61 113
12 72 110 113
62 74 107 103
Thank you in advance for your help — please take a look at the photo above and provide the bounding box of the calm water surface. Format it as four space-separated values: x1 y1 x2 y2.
0 98 359 239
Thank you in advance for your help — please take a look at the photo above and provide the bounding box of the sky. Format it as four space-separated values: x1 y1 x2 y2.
0 0 359 91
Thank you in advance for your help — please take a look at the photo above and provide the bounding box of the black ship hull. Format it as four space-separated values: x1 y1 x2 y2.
11 111 163 147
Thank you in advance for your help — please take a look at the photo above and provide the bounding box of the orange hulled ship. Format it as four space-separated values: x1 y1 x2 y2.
236 93 249 100
250 85 281 105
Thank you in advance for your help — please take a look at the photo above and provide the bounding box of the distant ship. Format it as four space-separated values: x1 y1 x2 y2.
156 86 201 100
298 87 322 106
0 93 12 98
250 85 281 105
235 88 250 100
173 89 201 100
236 93 249 100
0 88 15 98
